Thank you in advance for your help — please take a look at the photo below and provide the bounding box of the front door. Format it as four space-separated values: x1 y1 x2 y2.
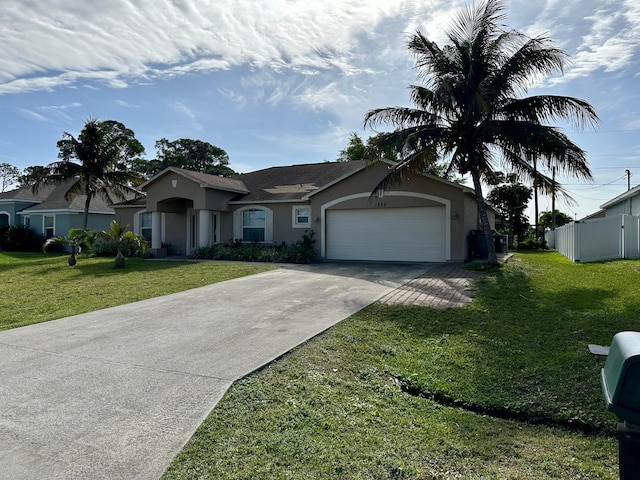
187 210 219 255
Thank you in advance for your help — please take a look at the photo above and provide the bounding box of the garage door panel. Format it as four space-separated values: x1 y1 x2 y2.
326 207 446 262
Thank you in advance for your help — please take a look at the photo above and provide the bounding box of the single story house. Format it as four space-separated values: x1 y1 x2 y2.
114 160 494 262
550 185 640 262
0 179 116 238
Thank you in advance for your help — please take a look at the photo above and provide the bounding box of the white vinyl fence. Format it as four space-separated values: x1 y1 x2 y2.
546 214 640 263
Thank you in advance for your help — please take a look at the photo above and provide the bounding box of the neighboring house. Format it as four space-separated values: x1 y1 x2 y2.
0 179 117 239
579 209 605 221
114 160 494 262
551 186 640 263
600 184 640 217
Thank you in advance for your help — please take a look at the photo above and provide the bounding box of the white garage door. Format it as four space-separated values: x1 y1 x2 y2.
326 207 446 262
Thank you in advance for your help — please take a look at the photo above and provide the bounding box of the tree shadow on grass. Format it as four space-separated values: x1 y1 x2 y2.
350 263 628 436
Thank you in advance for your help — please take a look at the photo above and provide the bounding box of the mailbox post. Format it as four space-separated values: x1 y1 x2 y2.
601 331 640 479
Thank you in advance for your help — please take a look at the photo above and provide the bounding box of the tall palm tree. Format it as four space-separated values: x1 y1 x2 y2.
31 118 145 230
364 0 598 265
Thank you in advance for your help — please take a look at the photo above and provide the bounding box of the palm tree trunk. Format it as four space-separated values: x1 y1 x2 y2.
83 193 92 230
471 168 498 265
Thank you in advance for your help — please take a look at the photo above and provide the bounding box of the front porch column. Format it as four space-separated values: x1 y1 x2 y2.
198 210 211 247
151 211 162 249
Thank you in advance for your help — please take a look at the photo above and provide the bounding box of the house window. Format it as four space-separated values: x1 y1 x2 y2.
44 215 54 239
242 209 266 242
140 212 152 243
23 216 30 228
0 213 8 227
292 206 311 228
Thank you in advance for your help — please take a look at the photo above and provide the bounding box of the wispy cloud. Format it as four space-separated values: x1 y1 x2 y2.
0 0 452 96
172 101 197 119
116 99 139 108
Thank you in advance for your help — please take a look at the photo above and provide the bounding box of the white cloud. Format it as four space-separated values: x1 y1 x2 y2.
17 108 51 123
0 0 411 94
0 0 475 100
172 101 197 119
115 100 139 108
514 0 640 85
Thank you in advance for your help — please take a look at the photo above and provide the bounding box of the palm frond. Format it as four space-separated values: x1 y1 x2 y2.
499 95 599 129
364 106 440 129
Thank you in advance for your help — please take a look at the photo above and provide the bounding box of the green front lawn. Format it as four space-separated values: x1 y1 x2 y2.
163 252 638 479
0 252 274 331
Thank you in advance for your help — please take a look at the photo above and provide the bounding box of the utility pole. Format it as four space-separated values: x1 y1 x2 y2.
534 158 539 244
551 167 556 230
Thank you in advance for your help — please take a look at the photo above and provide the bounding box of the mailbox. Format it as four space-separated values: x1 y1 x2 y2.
601 331 640 424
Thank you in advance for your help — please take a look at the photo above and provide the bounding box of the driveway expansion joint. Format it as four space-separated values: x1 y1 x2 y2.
0 340 233 382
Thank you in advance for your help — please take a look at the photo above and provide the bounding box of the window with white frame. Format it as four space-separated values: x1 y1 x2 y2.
242 209 266 242
292 206 311 228
23 216 30 228
0 213 8 227
140 212 152 243
44 215 54 239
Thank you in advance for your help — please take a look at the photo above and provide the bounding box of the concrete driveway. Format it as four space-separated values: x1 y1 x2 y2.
0 262 431 480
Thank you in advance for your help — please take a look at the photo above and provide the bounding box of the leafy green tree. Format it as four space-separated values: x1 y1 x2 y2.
18 166 49 188
487 173 532 242
337 132 368 162
133 138 235 177
364 0 598 264
30 118 145 230
0 163 20 192
539 210 573 230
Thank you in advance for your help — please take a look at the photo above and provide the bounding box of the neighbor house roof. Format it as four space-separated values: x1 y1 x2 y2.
0 179 123 214
600 184 640 209
229 160 367 203
141 167 249 194
0 184 51 203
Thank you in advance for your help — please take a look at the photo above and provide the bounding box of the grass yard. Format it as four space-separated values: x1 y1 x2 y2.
0 251 274 331
163 252 640 479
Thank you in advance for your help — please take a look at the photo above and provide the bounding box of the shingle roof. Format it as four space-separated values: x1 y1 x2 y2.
141 167 249 193
0 184 50 202
230 160 367 202
1 179 127 214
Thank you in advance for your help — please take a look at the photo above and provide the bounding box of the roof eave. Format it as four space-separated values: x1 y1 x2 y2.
601 185 640 209
141 167 249 194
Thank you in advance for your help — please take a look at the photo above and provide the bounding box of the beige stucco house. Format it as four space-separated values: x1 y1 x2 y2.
114 160 494 262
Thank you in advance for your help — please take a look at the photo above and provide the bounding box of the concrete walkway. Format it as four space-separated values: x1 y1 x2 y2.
0 262 434 480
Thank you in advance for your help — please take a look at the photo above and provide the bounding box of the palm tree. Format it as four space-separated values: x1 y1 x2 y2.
96 220 147 268
43 228 94 266
31 118 145 230
364 0 598 265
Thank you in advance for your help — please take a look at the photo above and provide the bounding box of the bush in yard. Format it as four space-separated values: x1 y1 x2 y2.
0 225 8 249
516 237 547 250
93 238 148 259
3 225 45 252
191 231 318 264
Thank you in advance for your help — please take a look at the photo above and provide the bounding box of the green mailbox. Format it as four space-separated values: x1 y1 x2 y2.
601 331 640 424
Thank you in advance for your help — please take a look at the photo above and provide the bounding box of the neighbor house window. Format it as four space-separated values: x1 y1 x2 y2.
292 206 311 227
242 209 266 242
23 216 30 228
140 212 152 243
44 215 54 239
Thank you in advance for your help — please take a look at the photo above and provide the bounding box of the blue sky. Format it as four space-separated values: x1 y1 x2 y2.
1 0 638 220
